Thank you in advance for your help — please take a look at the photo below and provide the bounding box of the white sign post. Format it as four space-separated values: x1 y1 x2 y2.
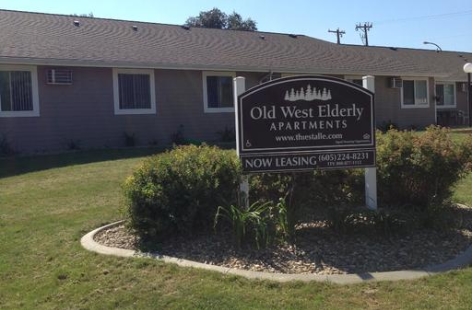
234 77 249 208
362 75 377 210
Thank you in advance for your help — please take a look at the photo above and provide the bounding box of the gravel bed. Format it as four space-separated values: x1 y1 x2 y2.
94 206 471 275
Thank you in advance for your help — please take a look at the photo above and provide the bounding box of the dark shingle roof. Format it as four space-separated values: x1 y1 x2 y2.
0 10 470 80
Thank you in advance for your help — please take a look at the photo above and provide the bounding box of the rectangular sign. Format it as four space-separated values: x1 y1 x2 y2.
241 149 375 173
236 76 376 173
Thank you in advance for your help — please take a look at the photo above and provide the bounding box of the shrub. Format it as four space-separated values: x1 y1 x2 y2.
376 126 471 209
124 126 470 245
249 169 364 221
124 144 241 242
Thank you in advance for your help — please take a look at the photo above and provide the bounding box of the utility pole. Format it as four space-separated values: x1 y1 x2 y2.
355 22 373 46
328 28 345 44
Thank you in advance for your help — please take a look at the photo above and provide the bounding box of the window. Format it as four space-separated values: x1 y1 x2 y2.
0 66 39 117
435 82 456 107
402 79 429 108
113 68 156 115
203 71 235 113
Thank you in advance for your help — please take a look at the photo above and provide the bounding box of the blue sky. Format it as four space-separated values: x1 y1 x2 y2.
1 0 471 52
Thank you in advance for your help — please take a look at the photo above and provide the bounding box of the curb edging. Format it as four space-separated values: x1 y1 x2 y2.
81 221 472 284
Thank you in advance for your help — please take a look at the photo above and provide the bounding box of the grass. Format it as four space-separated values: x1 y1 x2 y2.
453 171 472 206
0 132 471 309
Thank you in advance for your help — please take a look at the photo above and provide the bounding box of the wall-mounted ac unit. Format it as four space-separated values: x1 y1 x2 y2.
389 77 403 88
47 69 73 85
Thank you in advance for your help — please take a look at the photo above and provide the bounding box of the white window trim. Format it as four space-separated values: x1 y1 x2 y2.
202 71 236 113
0 65 40 118
435 81 457 109
401 77 430 109
112 68 156 115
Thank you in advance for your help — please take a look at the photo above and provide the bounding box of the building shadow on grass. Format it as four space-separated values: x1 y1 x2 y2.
0 147 164 178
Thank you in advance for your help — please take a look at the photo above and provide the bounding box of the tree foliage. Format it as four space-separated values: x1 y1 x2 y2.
185 8 257 31
226 12 257 31
70 12 94 18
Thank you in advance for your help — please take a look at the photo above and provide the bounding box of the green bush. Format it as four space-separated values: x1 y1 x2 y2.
123 144 241 242
124 126 470 244
249 169 364 221
376 126 471 209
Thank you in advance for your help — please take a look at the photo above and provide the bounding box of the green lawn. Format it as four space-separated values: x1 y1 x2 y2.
0 139 471 309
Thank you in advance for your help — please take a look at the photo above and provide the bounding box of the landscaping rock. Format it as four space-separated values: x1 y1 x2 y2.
94 206 471 275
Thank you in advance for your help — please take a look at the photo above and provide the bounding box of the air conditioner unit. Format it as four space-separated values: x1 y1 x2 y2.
46 69 73 85
389 77 403 88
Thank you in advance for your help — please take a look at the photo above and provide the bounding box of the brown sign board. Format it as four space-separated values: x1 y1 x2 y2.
236 76 375 173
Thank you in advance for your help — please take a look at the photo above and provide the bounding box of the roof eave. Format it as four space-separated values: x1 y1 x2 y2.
0 57 458 79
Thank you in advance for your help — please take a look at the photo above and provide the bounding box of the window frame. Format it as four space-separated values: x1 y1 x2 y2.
202 71 236 113
435 81 456 108
401 78 430 109
0 65 40 118
112 68 156 115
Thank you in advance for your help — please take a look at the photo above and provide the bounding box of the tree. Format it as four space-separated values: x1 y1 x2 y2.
185 8 257 31
70 12 94 18
226 12 257 31
185 8 226 29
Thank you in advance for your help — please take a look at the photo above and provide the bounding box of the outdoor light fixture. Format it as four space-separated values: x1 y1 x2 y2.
423 41 442 52
463 63 472 74
463 62 472 126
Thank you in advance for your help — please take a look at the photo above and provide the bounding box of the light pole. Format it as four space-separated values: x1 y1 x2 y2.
463 63 472 127
423 41 442 52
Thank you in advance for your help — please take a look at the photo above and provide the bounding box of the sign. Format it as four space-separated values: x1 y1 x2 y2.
236 76 375 173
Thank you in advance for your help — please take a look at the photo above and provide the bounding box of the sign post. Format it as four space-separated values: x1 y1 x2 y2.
362 76 377 210
234 77 249 208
